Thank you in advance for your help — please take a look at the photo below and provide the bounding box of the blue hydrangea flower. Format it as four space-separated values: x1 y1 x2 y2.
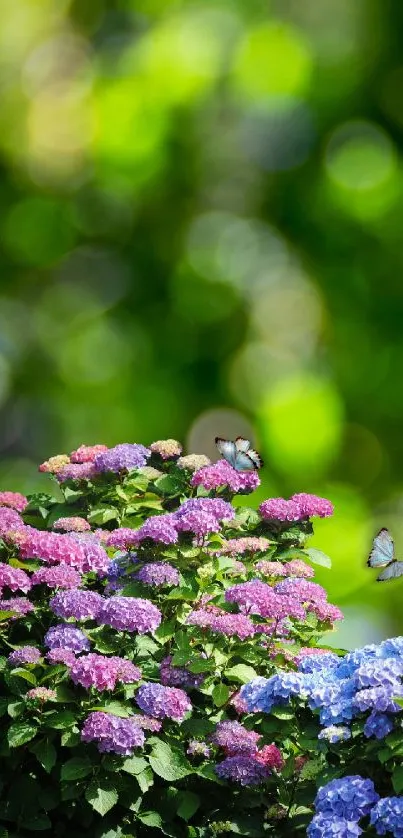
363 712 394 740
298 653 340 674
314 775 379 820
307 814 362 837
370 796 403 837
353 659 403 690
318 725 351 744
240 672 306 713
353 685 403 715
379 637 403 658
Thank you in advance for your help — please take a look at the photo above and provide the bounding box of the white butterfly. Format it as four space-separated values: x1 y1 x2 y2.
215 437 263 472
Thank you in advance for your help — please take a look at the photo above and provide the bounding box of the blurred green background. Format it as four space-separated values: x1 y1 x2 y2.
1 0 403 643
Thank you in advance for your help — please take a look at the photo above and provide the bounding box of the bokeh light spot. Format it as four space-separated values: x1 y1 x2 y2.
259 374 344 478
233 22 313 98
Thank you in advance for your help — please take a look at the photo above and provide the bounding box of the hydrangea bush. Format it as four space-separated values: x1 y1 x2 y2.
0 439 401 837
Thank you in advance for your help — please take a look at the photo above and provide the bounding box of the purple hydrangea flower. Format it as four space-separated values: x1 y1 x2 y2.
210 612 256 640
353 658 403 690
46 648 76 666
160 656 204 689
0 597 34 618
370 796 403 837
135 682 192 721
318 725 351 744
225 579 306 620
134 514 179 545
175 510 222 538
178 498 235 522
94 444 150 473
136 562 180 587
274 578 327 603
69 653 141 691
363 712 394 740
0 506 24 536
50 589 104 620
259 498 303 522
97 596 161 633
215 755 269 786
0 562 31 594
191 459 260 493
353 685 403 714
81 712 145 755
314 775 379 820
308 815 362 838
31 564 82 589
211 721 261 755
106 529 140 549
44 624 90 653
8 646 41 665
56 462 97 482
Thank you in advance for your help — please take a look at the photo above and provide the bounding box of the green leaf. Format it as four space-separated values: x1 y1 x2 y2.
85 779 118 816
154 474 182 494
212 684 230 707
61 756 93 781
0 610 18 621
270 706 294 720
137 812 163 828
87 506 119 525
45 710 76 729
121 756 148 776
149 740 193 781
21 814 52 831
304 548 332 569
136 767 154 793
299 757 324 781
225 664 258 684
88 701 131 718
30 740 57 773
8 721 38 747
394 697 403 708
187 658 212 674
392 765 403 793
0 697 9 716
9 667 37 685
155 620 176 642
61 728 80 747
176 791 200 821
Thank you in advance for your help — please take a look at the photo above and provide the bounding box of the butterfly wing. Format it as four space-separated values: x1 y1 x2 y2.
235 437 251 453
215 438 237 468
245 448 264 469
377 561 403 582
367 528 394 568
233 451 258 472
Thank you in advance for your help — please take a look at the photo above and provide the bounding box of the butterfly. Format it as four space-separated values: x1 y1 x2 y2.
215 437 263 472
367 528 403 582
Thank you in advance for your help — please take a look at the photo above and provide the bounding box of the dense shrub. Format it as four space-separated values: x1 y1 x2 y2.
0 439 401 837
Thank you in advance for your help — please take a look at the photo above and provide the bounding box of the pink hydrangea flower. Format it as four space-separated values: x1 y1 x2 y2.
31 564 82 589
46 648 76 666
106 528 139 550
0 491 28 512
70 444 108 463
290 493 334 518
52 517 91 532
255 744 284 770
259 498 303 522
0 562 31 594
256 560 314 579
216 537 272 555
0 507 24 537
191 460 260 493
69 653 142 691
26 687 56 702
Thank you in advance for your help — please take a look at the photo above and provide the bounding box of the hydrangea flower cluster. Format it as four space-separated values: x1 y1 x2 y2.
259 493 334 522
241 637 403 742
0 491 28 512
370 797 403 837
16 528 110 574
191 459 260 493
8 646 41 665
216 537 272 555
81 712 145 755
94 443 150 473
70 444 108 463
97 596 161 633
150 439 182 459
0 596 34 618
44 624 90 653
0 562 31 594
177 453 211 470
26 687 56 702
50 589 104 620
69 653 141 691
256 559 315 578
135 682 192 721
31 564 82 589
135 562 180 587
52 516 91 532
160 656 204 689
